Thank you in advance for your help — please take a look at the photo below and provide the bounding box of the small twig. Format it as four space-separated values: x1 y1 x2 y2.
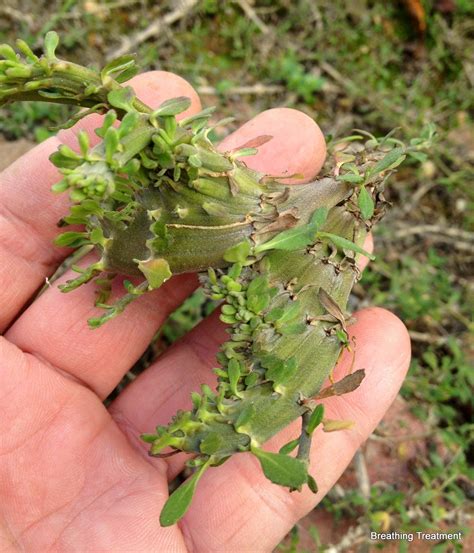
234 0 270 35
107 0 198 60
320 61 348 87
383 223 474 251
84 0 143 14
296 411 312 466
36 244 94 299
148 449 180 459
309 3 324 33
353 449 371 500
401 181 437 213
463 60 474 88
0 6 35 28
369 430 435 444
408 330 450 346
392 223 474 242
197 83 285 96
326 524 368 553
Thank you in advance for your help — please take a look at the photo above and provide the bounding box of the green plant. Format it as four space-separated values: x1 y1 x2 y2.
0 32 431 527
270 50 325 103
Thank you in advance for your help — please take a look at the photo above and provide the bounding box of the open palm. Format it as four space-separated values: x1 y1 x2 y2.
0 72 411 553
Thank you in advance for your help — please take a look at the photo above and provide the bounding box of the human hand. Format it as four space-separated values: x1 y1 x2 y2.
0 72 411 552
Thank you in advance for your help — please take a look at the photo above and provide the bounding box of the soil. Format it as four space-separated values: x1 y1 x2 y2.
0 138 35 172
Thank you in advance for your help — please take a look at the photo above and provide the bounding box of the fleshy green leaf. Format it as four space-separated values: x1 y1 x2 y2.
231 147 258 158
367 147 406 177
265 307 284 323
199 432 224 455
227 358 242 398
310 207 328 228
107 86 136 112
247 293 270 313
51 179 69 193
89 227 107 247
54 231 89 248
251 447 308 488
5 66 31 78
307 474 318 494
227 263 242 280
255 207 327 253
306 404 325 435
322 419 355 432
0 44 18 62
336 173 364 184
153 96 192 117
408 151 428 163
179 106 216 127
262 356 297 385
160 459 212 526
358 185 374 220
246 275 268 296
234 403 256 429
136 258 172 289
78 130 90 156
255 224 314 253
140 433 158 443
44 31 59 59
277 300 301 324
57 144 81 160
104 127 119 164
101 55 137 82
318 232 375 260
279 322 307 335
118 111 139 138
223 240 251 263
198 149 234 172
279 438 300 455
95 110 117 138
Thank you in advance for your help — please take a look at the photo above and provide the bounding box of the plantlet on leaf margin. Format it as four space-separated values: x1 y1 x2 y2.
0 33 434 526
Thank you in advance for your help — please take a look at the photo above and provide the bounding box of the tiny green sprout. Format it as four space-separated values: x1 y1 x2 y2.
44 31 59 60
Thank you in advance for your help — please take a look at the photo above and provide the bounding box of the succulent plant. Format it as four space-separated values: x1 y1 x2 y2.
0 32 434 526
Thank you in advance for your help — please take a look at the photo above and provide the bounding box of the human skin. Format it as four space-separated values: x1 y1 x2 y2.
0 71 410 552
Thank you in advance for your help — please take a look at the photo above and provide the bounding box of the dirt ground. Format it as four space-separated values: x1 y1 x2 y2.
0 138 35 172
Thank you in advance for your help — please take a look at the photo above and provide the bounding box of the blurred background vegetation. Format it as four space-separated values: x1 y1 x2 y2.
0 1 472 550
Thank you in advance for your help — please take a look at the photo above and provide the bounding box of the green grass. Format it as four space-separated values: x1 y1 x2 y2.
1 1 472 549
